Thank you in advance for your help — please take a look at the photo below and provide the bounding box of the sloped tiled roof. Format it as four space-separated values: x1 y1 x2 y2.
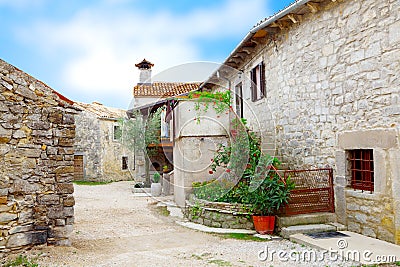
74 102 126 119
133 82 201 97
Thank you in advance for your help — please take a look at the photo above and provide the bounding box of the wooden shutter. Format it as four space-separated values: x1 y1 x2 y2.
250 69 256 102
260 62 266 98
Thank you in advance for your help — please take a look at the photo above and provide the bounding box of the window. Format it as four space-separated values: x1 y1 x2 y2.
235 83 243 118
250 62 265 102
122 156 128 170
348 149 374 192
113 125 121 141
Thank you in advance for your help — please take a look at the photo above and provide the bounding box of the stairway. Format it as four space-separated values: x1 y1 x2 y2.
277 212 346 239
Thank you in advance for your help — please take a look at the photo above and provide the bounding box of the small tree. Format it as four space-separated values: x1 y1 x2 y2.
117 107 162 185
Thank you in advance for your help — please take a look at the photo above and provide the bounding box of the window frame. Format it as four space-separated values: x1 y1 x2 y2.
347 149 374 193
122 156 128 170
250 62 266 102
113 125 121 141
234 83 243 118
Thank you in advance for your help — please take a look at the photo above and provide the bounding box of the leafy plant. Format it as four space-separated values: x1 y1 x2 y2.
247 171 295 215
3 255 38 267
117 107 162 184
153 172 161 183
188 90 231 123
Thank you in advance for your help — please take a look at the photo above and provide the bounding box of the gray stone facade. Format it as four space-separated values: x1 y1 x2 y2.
0 59 77 254
74 103 134 182
215 0 399 243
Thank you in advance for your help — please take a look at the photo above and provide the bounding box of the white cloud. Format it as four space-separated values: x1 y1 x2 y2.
16 0 270 108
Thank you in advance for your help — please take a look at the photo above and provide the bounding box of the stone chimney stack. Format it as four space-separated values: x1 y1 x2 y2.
135 58 154 84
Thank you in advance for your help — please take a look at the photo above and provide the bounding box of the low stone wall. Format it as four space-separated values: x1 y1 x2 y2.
185 198 254 230
345 190 395 243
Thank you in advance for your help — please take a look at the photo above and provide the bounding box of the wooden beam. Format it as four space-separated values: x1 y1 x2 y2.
287 14 302 24
253 29 267 38
306 2 319 13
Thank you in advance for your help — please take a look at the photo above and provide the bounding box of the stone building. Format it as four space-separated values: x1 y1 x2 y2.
0 59 77 254
74 101 134 182
203 0 400 244
129 59 200 181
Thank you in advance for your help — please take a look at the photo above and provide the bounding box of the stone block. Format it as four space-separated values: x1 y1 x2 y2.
0 196 7 204
338 129 398 149
38 194 60 205
0 213 17 223
6 232 32 248
56 183 74 194
58 138 74 147
389 20 400 45
55 219 66 226
63 195 75 207
48 225 73 239
8 224 33 235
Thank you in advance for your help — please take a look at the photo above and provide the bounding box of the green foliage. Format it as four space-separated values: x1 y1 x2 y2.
194 117 295 216
73 180 112 185
117 107 162 154
188 90 231 123
221 233 267 242
153 172 161 183
3 255 38 267
248 173 295 215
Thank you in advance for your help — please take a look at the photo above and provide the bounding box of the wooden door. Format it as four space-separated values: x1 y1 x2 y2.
74 155 84 181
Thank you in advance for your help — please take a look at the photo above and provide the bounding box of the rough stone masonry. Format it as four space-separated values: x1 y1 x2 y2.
0 59 77 255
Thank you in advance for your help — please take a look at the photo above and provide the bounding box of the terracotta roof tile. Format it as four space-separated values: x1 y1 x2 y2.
133 82 201 97
74 102 126 119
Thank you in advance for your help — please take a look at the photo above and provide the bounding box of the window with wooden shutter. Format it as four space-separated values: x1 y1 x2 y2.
250 62 265 102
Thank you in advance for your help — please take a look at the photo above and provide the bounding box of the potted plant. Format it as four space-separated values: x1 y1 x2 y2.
247 156 295 234
151 172 162 197
163 165 169 173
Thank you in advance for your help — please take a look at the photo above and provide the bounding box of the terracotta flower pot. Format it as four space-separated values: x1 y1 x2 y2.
252 215 275 234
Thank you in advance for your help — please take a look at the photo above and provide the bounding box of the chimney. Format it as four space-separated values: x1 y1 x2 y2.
135 58 154 84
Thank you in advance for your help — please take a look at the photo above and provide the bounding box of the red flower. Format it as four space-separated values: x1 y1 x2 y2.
209 170 213 174
253 153 257 157
226 169 231 173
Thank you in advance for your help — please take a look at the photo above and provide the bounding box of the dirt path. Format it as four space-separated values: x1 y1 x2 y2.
10 181 357 267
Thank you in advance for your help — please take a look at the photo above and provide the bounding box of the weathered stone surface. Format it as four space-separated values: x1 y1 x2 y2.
0 213 17 223
0 197 7 205
6 232 31 248
8 224 33 235
56 184 74 194
0 59 77 254
63 195 75 207
38 194 60 205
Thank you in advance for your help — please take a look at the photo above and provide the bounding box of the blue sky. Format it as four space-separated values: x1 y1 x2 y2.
0 0 293 108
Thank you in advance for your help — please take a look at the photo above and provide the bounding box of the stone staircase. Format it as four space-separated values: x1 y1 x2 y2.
277 212 346 239
259 130 345 239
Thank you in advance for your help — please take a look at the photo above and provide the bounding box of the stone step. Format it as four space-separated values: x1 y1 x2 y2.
281 224 336 239
277 212 336 228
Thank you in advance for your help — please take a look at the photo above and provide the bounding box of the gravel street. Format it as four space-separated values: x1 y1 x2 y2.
5 181 360 267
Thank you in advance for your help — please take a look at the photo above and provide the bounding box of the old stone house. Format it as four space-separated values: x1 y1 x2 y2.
74 101 134 182
200 0 400 244
129 59 200 181
0 59 77 254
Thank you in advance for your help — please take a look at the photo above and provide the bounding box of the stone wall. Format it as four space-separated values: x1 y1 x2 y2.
185 198 254 230
74 111 134 181
173 100 229 206
74 110 102 179
0 59 76 254
223 0 400 243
